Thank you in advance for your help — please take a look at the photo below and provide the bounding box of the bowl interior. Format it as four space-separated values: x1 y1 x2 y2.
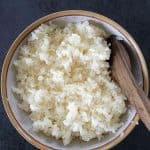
6 15 142 150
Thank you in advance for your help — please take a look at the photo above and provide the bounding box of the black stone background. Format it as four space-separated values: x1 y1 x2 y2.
0 0 150 149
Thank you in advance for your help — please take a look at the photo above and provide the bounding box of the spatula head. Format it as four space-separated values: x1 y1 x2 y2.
107 35 143 88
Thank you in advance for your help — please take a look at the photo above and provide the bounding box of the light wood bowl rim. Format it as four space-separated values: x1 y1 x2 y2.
1 10 149 150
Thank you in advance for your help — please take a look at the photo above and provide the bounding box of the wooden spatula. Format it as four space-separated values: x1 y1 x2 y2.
108 36 150 130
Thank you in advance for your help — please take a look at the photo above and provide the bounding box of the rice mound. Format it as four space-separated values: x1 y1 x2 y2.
13 21 127 145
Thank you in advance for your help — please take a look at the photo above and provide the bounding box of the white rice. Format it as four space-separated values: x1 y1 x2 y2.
13 21 127 145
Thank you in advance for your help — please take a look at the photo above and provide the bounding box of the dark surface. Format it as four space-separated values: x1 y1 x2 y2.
0 0 150 150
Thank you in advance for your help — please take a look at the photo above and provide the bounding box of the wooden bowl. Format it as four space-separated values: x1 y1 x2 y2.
1 10 149 150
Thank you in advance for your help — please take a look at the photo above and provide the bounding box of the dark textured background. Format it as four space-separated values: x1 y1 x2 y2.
0 0 150 150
